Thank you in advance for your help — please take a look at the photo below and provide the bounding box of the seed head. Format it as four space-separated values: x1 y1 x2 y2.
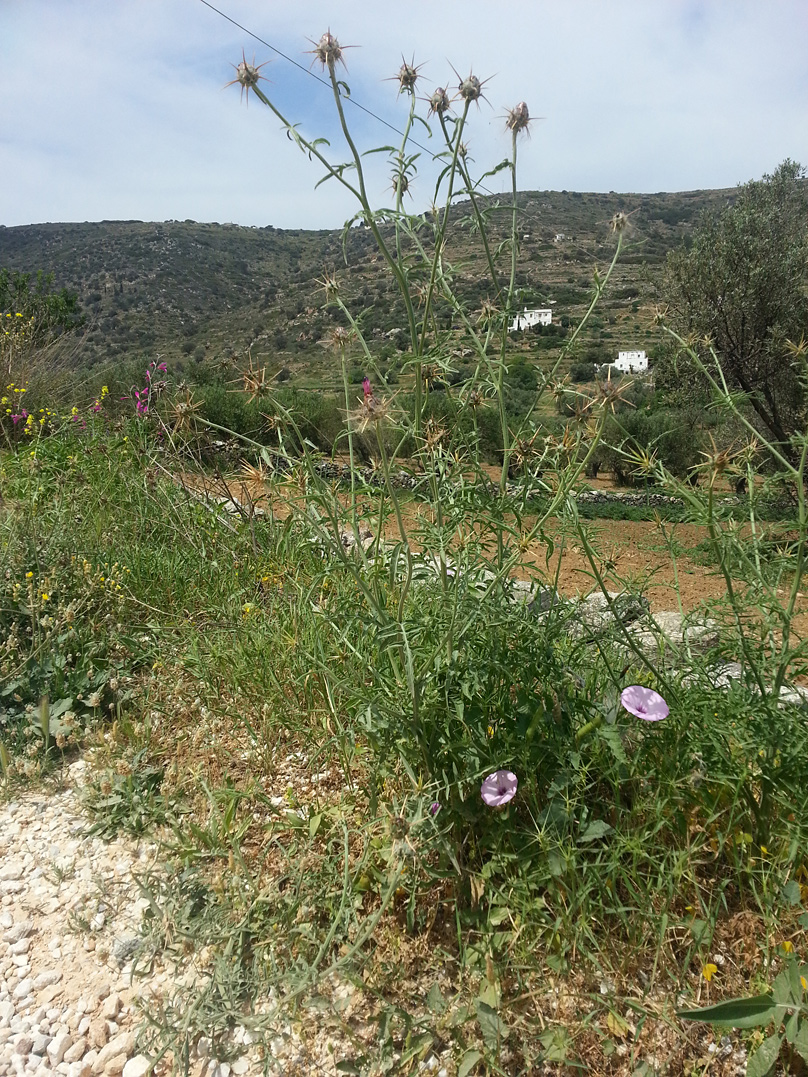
451 66 491 106
225 50 270 104
427 86 451 116
308 30 350 71
459 73 482 102
393 56 422 94
505 101 530 134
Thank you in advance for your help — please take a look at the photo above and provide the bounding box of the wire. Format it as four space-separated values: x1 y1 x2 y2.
197 0 609 264
198 0 432 151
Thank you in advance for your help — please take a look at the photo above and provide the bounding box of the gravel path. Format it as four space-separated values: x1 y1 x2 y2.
0 760 331 1077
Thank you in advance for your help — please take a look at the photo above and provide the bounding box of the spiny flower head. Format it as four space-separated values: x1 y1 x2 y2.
427 86 451 116
451 66 492 106
308 31 351 71
393 56 422 94
505 101 530 134
225 50 270 104
392 171 410 197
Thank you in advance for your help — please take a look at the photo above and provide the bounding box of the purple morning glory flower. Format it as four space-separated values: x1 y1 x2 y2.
621 685 669 722
480 770 518 808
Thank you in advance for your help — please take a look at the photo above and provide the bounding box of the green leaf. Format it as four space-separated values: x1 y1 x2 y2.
457 1050 483 1077
598 723 628 765
335 1062 362 1075
308 813 323 838
579 819 613 843
785 1010 800 1044
799 912 808 930
539 1027 569 1062
746 1033 783 1077
782 879 802 906
426 982 445 1014
689 918 710 946
676 995 779 1028
772 969 794 1006
793 1020 808 1062
476 1000 507 1052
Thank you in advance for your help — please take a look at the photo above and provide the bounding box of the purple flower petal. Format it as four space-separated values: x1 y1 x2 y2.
621 685 669 722
481 769 518 807
429 801 440 816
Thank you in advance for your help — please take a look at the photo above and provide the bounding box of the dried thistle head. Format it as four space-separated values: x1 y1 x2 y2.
421 363 439 388
167 388 203 434
465 389 486 410
239 458 271 484
454 68 491 106
505 101 530 135
225 50 270 104
696 434 741 482
348 382 394 432
422 417 448 452
549 374 571 404
261 412 282 434
235 352 273 402
427 86 451 116
323 326 355 352
412 281 431 307
608 208 639 235
392 56 422 94
588 375 636 415
308 31 350 71
476 299 500 326
510 429 540 469
652 303 670 327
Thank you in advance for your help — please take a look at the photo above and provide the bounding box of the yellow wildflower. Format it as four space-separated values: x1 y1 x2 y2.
701 963 718 982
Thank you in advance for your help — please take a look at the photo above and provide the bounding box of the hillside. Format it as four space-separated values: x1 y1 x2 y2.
0 187 733 385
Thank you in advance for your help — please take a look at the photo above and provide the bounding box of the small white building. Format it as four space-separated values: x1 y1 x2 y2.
509 308 553 332
615 349 648 373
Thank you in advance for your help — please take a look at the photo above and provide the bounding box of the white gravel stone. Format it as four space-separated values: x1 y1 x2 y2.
121 1056 150 1077
48 1032 73 1065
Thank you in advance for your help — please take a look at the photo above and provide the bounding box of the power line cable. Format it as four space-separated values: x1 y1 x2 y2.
197 0 608 266
198 0 433 151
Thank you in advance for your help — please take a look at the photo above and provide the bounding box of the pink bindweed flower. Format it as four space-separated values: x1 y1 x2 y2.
481 770 518 808
621 685 669 722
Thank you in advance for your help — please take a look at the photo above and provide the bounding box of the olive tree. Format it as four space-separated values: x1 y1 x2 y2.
662 160 808 453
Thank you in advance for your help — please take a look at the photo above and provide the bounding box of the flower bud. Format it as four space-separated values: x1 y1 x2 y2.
506 101 530 134
310 31 344 70
428 87 451 116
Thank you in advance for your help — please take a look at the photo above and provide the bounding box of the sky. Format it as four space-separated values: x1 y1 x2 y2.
1 0 806 231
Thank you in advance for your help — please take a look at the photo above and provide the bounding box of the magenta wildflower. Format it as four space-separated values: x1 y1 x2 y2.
429 801 440 816
362 377 372 399
621 685 669 722
480 770 518 808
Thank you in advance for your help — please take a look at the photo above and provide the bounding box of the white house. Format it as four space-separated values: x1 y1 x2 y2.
615 349 648 373
509 308 553 332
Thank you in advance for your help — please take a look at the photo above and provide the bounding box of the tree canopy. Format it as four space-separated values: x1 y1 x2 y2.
663 160 808 450
0 269 84 344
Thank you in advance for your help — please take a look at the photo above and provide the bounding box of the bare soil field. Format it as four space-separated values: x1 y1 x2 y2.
179 467 808 643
